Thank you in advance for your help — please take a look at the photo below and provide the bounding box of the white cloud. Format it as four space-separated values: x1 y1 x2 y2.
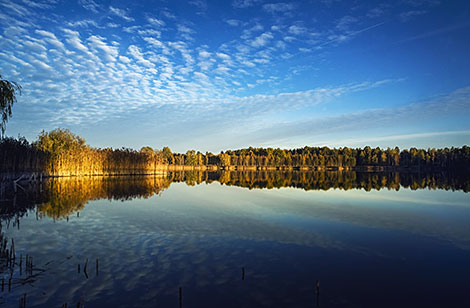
232 0 263 8
243 85 470 146
336 15 358 31
23 40 47 53
241 24 264 39
177 24 193 34
262 3 295 13
106 23 120 28
68 19 99 28
138 29 161 37
251 32 273 47
87 35 119 62
189 0 207 10
216 52 231 60
288 25 306 35
225 19 241 27
3 26 27 38
22 0 57 9
79 0 100 13
147 17 166 27
399 10 427 21
0 1 30 16
63 29 89 53
128 45 154 68
109 6 134 22
199 50 211 58
119 56 131 63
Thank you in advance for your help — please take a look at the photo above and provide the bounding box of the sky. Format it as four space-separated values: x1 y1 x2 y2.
0 0 469 152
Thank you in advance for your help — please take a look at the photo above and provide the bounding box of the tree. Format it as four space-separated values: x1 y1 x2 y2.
162 146 174 164
0 74 21 137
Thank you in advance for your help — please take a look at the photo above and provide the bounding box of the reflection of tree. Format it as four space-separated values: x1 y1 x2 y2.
169 171 470 193
36 176 172 219
0 171 468 221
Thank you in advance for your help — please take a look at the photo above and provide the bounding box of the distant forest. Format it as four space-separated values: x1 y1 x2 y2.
1 129 469 177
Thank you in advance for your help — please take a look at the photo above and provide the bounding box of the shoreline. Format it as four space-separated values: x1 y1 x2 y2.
0 165 456 181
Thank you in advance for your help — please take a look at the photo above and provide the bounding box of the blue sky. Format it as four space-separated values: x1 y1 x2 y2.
1 0 469 152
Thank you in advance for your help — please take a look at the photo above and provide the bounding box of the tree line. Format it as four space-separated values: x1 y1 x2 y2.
1 128 469 177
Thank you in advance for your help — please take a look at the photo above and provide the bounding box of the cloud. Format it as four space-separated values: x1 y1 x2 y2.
288 25 306 35
67 19 99 28
326 130 470 148
87 35 119 62
177 24 193 34
3 26 28 38
232 0 263 8
147 17 165 27
395 22 470 44
225 19 241 27
63 29 89 53
78 0 100 13
189 0 207 11
198 50 211 58
367 7 385 18
35 29 66 50
128 45 154 68
251 32 273 47
399 10 427 21
241 24 264 39
336 15 358 31
244 86 470 146
315 22 385 48
109 6 134 22
216 52 230 60
22 0 57 9
0 1 31 16
23 40 47 53
262 3 295 13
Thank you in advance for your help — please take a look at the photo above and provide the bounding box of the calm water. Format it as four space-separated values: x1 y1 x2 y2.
1 172 470 307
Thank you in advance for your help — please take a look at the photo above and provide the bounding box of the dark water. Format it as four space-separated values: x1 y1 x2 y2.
1 171 470 307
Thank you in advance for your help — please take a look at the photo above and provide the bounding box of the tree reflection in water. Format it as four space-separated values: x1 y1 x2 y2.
0 171 468 221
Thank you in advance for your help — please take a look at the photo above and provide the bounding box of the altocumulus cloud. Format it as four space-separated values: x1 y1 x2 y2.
0 0 469 150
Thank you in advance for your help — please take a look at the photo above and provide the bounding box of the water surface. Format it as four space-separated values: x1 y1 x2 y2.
1 171 469 307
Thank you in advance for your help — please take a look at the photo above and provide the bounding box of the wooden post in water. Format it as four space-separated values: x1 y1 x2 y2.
83 259 88 279
96 258 98 276
11 239 15 261
179 287 183 308
315 280 320 307
242 267 245 280
2 278 4 292
78 264 80 273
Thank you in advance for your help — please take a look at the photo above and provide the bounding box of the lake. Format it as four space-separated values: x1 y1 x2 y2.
1 171 470 307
